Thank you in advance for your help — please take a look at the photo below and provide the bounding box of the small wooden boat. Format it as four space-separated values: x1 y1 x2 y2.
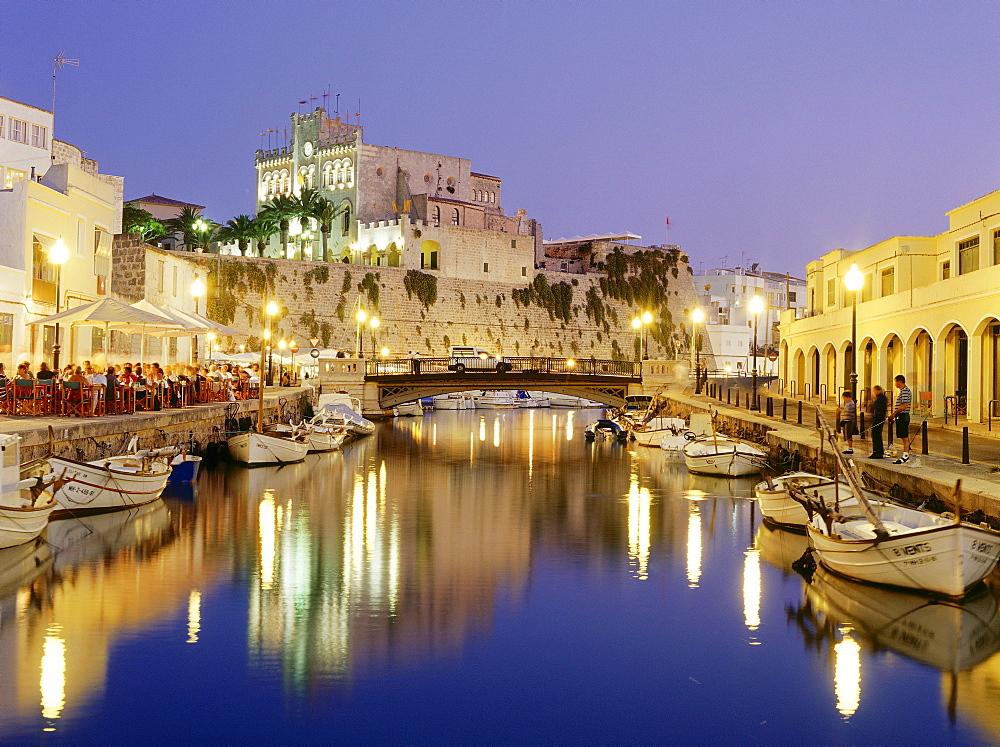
433 394 470 410
754 472 882 529
683 434 768 476
394 400 424 417
228 431 309 465
474 391 517 409
799 409 1000 598
0 434 58 548
584 419 628 441
630 417 688 447
167 452 203 483
49 453 172 516
264 422 347 453
659 432 688 460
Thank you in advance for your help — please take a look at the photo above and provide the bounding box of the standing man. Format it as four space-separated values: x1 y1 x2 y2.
869 385 888 459
837 391 857 454
889 374 912 464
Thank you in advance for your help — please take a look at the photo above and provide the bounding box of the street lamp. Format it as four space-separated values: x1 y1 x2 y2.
631 316 642 361
48 238 69 372
355 308 367 357
206 332 216 361
191 275 206 363
749 295 765 411
641 310 653 360
265 300 279 385
844 263 864 403
278 339 287 383
369 316 380 354
691 307 705 394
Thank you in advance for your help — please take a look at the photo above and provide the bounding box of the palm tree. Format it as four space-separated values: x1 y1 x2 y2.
295 188 325 260
248 215 278 257
163 206 203 251
313 198 348 262
217 214 256 256
193 220 219 253
259 194 299 259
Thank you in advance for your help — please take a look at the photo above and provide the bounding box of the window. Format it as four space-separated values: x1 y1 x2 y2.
452 208 460 226
511 239 517 248
169 337 178 359
158 260 165 292
32 237 57 283
94 227 111 279
941 261 951 280
432 206 440 226
341 204 351 236
522 266 527 277
484 262 489 273
862 274 873 303
91 326 105 359
993 230 1000 265
826 278 836 307
76 218 86 257
0 116 4 138
172 266 178 296
8 118 27 144
31 124 47 149
958 236 980 275
4 169 25 189
0 313 13 356
881 267 895 297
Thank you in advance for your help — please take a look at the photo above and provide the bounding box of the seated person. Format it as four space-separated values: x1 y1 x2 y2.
35 362 56 381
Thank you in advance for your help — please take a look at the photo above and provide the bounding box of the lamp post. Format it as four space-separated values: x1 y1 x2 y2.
641 310 653 359
355 308 367 357
265 300 279 386
48 238 69 372
749 295 765 411
844 263 864 403
191 275 205 363
631 316 642 361
691 307 705 394
289 340 299 383
278 339 287 383
206 332 216 361
369 316 380 355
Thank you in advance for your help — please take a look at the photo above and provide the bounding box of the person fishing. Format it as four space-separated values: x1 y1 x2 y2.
868 384 887 459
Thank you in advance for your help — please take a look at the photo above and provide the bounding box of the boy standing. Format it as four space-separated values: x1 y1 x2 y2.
838 391 857 455
869 385 888 459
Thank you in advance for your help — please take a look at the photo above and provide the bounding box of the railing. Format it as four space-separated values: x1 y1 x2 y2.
365 357 641 379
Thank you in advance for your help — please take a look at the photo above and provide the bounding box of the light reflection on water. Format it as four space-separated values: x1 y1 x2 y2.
0 409 995 741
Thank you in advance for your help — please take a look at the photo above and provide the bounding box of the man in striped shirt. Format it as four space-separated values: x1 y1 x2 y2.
889 374 912 464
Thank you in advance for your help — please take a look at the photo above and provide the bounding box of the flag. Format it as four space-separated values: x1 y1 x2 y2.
665 216 671 227
298 100 308 104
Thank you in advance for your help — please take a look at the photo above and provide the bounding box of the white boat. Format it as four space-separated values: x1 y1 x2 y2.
805 502 1000 598
0 434 58 548
228 430 310 465
548 394 601 408
683 435 768 477
48 452 172 516
659 432 688 460
264 422 347 453
754 472 883 529
473 391 517 409
311 403 375 435
394 400 424 416
432 394 467 410
630 417 688 447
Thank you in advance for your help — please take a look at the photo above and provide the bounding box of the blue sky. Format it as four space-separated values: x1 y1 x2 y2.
4 0 999 273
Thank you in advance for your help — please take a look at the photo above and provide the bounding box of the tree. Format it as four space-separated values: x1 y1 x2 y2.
247 215 278 257
162 206 203 251
299 190 348 262
122 202 165 243
217 214 255 256
192 219 219 253
259 195 299 259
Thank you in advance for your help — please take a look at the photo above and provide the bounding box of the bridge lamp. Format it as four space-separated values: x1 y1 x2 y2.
749 295 765 411
691 307 705 394
566 358 576 368
381 347 389 357
844 263 864 402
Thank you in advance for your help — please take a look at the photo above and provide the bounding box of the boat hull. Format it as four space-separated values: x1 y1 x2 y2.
807 518 1000 598
395 401 424 416
754 473 880 528
0 496 57 548
228 431 309 466
49 456 170 516
683 438 768 477
166 455 202 483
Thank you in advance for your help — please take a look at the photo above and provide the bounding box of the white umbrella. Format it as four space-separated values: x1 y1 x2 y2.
29 298 182 366
165 306 248 338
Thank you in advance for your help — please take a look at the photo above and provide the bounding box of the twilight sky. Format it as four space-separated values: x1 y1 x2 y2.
3 1 999 274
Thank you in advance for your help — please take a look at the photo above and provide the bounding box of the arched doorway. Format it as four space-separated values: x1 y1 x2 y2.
943 324 969 406
421 240 440 270
386 242 401 267
808 346 820 397
794 349 805 397
822 343 837 402
911 329 933 400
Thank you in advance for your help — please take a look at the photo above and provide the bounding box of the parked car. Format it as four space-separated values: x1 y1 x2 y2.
448 346 513 373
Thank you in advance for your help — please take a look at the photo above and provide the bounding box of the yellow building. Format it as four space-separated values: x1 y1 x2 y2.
779 188 1000 422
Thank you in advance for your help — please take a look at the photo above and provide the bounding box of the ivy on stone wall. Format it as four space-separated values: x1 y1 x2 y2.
511 274 573 323
207 260 277 325
402 270 438 309
341 271 352 294
358 272 380 310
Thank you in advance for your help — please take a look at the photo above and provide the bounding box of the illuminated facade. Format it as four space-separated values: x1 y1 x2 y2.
252 108 543 283
779 187 1000 421
0 95 124 369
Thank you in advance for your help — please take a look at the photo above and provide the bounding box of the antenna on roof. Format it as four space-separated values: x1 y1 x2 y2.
356 98 361 123
51 51 79 162
334 93 340 118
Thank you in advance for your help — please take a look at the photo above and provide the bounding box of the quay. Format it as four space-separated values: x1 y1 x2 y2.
658 384 1000 520
0 386 314 463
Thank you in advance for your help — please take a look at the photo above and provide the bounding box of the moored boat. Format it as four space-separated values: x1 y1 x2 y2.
683 434 768 477
630 416 688 447
48 452 172 516
754 472 882 529
228 430 310 465
264 422 347 453
394 400 424 417
432 394 469 410
166 452 203 483
473 390 517 409
311 403 375 435
0 434 58 548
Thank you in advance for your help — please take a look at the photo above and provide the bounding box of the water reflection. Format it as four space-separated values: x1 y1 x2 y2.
686 503 702 588
834 626 861 717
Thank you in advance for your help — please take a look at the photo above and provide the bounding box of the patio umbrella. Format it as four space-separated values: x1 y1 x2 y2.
164 306 248 338
28 298 182 366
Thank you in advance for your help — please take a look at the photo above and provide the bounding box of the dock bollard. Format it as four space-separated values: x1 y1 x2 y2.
797 400 803 425
921 420 928 455
962 427 970 464
782 398 787 420
727 389 731 405
766 397 773 417
859 412 866 440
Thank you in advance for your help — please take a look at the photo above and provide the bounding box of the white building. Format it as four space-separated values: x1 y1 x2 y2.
0 95 123 371
694 265 806 375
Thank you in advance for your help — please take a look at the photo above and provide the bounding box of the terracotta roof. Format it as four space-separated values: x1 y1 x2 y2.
126 193 205 209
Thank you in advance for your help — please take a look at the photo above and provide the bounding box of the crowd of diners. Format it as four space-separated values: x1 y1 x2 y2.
0 359 271 415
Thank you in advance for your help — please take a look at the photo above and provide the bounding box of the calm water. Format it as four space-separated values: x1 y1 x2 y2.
0 408 998 742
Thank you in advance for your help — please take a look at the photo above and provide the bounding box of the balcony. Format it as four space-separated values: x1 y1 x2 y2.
32 277 56 306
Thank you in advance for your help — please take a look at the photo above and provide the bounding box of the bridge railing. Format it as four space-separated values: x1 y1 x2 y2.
365 357 640 379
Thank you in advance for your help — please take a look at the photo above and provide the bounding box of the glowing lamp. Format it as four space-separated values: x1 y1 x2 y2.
265 300 279 316
844 264 864 292
49 238 69 265
191 276 206 298
641 311 653 324
749 295 765 316
691 307 705 324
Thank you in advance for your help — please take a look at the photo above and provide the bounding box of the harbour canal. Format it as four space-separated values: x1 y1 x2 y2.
0 408 998 742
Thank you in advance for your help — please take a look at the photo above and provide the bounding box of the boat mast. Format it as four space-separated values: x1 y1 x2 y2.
256 300 268 433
